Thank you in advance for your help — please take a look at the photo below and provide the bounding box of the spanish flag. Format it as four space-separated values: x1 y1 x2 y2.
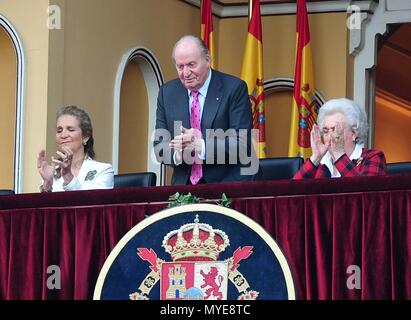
288 0 320 159
240 0 266 158
200 0 215 68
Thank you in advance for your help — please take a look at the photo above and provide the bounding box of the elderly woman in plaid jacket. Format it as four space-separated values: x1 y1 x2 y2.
294 98 387 179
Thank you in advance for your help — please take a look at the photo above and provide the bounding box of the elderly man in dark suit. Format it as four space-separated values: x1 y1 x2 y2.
154 35 256 185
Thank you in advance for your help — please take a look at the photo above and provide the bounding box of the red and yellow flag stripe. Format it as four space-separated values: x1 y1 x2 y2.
200 0 215 68
288 0 320 159
240 0 266 159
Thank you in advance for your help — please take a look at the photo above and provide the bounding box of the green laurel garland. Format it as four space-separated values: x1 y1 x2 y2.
167 192 231 208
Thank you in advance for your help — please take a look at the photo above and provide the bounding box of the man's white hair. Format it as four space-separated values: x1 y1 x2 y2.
172 35 209 62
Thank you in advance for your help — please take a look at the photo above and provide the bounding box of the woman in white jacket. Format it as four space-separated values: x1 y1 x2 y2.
37 105 114 192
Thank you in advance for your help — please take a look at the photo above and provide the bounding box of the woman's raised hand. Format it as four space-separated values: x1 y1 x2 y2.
310 124 330 165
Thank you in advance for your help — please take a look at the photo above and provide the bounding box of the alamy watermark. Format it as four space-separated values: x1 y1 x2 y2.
47 5 62 30
151 122 260 176
46 265 61 290
346 5 362 30
346 264 361 290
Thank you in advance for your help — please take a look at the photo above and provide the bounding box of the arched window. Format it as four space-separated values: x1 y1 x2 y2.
113 47 165 185
0 15 25 193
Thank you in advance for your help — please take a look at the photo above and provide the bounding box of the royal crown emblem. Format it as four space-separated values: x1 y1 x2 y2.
129 215 258 300
94 204 296 300
162 215 229 261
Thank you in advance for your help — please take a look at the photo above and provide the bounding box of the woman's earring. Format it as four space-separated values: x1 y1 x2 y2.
83 141 87 146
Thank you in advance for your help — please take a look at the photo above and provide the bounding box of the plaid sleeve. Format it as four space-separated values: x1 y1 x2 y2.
334 149 387 177
293 159 330 179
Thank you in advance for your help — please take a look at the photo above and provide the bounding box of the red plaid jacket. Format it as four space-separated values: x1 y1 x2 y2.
293 148 387 179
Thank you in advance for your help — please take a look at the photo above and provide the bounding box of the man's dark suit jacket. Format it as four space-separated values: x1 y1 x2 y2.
154 69 254 185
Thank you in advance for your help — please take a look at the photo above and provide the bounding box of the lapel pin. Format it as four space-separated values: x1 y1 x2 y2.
216 97 219 101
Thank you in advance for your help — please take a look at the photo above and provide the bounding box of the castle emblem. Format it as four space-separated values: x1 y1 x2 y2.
129 215 258 300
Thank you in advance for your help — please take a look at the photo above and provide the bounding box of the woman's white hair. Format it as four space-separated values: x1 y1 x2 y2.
317 98 368 144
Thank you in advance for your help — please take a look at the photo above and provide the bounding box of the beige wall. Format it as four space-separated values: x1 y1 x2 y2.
119 61 148 173
0 0 50 192
50 0 200 188
1 1 351 191
218 12 347 97
0 28 16 189
264 91 293 157
58 0 199 160
2 0 200 192
46 0 66 160
218 12 348 156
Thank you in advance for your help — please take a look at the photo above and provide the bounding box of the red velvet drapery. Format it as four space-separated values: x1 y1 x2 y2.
0 174 410 300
